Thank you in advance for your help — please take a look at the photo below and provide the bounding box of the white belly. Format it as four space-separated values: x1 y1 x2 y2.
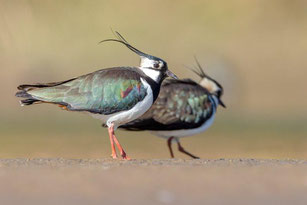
150 110 216 139
90 78 153 129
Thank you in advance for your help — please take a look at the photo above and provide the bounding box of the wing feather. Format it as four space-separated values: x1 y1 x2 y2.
120 79 215 130
26 67 148 114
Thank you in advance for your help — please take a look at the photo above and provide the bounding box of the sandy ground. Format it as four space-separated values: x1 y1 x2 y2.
0 158 307 205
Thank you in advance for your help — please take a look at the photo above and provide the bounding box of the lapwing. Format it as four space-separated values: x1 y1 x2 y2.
120 59 225 159
15 33 177 160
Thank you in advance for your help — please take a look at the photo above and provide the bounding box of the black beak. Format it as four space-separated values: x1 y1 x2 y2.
219 99 226 108
166 70 178 79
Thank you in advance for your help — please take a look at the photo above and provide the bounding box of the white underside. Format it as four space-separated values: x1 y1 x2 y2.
150 96 219 139
151 111 216 139
90 78 153 130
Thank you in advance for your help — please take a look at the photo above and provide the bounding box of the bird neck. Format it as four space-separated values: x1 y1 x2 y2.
211 95 219 110
147 78 161 102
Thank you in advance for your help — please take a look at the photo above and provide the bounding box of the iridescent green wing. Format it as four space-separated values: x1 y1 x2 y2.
150 79 215 125
27 67 148 114
121 79 215 130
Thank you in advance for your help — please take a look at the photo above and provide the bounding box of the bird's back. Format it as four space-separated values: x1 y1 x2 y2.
120 78 216 131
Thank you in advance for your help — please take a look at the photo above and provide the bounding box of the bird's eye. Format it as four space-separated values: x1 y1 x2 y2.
153 63 160 69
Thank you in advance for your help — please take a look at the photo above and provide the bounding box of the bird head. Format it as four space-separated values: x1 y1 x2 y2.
99 32 177 83
188 58 226 108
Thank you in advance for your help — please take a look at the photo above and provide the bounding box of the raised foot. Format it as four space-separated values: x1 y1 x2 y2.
111 154 118 159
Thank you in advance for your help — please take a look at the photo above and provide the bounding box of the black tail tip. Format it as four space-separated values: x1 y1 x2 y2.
15 90 39 106
15 90 31 98
19 99 39 106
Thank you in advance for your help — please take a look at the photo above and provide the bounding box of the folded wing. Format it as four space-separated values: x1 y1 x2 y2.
16 67 148 115
120 79 215 130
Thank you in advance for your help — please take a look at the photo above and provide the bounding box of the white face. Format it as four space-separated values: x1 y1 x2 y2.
199 78 220 94
139 57 164 82
140 57 162 68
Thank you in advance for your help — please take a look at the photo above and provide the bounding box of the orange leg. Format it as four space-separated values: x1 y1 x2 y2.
108 125 117 159
112 135 131 160
109 123 130 160
167 137 175 158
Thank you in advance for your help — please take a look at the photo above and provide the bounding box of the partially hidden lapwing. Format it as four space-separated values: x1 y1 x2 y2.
15 33 177 160
120 59 225 159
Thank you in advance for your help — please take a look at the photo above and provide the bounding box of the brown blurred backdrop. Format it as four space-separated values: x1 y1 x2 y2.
0 0 306 159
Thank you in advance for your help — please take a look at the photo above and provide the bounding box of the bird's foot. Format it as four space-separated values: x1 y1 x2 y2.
111 154 118 159
122 156 131 160
178 144 200 159
121 151 131 160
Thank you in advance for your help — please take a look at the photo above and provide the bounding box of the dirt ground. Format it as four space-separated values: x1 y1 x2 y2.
0 158 306 205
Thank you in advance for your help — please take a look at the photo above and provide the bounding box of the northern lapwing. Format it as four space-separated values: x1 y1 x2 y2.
120 58 225 158
15 33 177 160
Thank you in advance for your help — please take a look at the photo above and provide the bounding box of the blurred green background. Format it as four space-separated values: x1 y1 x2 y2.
1 0 306 159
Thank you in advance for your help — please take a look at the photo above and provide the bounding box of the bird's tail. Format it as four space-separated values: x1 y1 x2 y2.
15 84 47 106
15 78 75 106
